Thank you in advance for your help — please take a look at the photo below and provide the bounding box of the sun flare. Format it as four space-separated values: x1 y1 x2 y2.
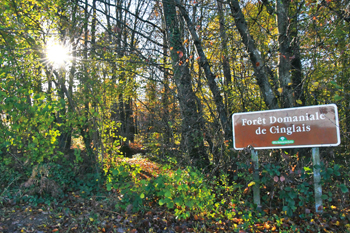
46 40 70 66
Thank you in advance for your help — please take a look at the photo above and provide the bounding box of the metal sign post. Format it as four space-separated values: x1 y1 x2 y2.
251 149 260 207
312 148 323 213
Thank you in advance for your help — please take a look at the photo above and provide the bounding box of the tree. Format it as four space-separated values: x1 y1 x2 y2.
228 0 279 110
162 0 210 167
174 0 232 142
0 0 64 166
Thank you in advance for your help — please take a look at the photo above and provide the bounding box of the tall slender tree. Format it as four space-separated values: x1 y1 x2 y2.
162 0 209 167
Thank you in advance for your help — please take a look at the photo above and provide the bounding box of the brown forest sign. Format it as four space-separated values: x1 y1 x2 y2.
232 104 340 150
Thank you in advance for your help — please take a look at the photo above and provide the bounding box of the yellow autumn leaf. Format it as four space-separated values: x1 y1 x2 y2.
288 82 292 86
331 221 340 226
296 99 302 105
313 82 319 87
248 181 256 187
277 88 283 94
89 217 94 222
264 222 271 229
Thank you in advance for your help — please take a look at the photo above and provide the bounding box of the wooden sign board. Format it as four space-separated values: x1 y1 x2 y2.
232 104 340 150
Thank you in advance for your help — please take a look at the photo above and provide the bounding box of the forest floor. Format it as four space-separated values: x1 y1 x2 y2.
1 156 350 233
1 200 350 233
0 197 208 233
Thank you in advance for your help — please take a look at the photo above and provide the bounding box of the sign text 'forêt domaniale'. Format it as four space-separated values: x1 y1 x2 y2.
232 104 340 150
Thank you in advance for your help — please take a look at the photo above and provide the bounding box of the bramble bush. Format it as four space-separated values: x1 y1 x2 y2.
230 149 350 217
104 159 243 219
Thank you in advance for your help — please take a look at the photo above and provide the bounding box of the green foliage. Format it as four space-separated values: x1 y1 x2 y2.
157 168 216 219
260 157 349 217
0 82 62 169
105 161 239 219
100 119 123 158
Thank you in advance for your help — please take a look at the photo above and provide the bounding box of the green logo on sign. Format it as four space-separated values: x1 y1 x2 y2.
272 136 294 145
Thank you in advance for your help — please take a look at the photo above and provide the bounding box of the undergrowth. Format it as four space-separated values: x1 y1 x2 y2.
1 146 350 232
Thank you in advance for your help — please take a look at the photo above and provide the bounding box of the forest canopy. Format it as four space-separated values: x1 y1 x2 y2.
2 0 349 164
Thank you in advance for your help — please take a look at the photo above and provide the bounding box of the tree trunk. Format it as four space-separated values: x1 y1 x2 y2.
175 0 232 141
290 2 304 106
218 0 233 118
81 0 93 156
125 98 135 143
162 30 173 145
162 0 209 168
277 0 294 108
228 0 279 110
